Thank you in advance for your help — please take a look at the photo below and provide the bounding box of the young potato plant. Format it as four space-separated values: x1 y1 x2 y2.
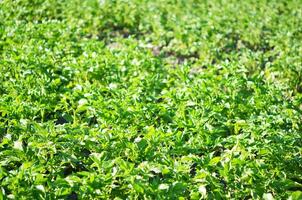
0 0 301 199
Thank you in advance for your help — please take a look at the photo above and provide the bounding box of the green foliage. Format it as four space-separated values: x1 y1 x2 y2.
0 0 302 199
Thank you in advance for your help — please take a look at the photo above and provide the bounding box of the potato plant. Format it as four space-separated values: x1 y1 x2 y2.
0 0 301 199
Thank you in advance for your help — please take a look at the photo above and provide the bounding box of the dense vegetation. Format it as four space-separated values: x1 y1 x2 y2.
0 0 302 199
